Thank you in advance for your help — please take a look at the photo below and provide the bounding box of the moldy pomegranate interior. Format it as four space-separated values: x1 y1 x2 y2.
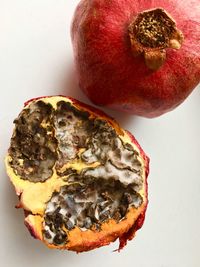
5 96 149 252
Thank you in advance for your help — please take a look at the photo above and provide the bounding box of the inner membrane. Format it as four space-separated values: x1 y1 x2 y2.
8 98 144 245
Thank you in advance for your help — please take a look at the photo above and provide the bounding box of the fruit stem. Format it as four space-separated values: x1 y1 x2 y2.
129 8 184 70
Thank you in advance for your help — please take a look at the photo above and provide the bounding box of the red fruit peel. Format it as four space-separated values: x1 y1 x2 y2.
71 0 200 117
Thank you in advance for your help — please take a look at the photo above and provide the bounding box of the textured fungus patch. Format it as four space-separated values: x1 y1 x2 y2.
9 101 57 182
43 178 143 246
6 96 149 252
54 101 92 168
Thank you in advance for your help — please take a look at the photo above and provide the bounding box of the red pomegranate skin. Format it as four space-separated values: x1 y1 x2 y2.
71 0 200 118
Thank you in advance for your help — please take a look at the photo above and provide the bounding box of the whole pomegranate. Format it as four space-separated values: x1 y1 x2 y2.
71 0 200 117
5 96 149 252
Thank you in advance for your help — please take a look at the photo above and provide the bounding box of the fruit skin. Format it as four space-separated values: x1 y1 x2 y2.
5 96 149 252
71 0 200 118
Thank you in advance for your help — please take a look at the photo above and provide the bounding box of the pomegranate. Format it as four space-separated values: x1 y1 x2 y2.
5 96 149 252
71 0 200 118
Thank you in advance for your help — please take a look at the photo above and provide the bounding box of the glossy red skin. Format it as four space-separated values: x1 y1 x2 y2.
71 0 200 118
23 96 149 251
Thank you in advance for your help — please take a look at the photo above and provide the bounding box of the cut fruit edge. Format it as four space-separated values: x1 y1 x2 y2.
5 95 149 252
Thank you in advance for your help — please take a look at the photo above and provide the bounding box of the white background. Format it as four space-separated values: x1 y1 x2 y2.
0 1 200 267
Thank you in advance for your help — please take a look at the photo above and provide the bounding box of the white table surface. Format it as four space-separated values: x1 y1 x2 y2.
0 1 200 267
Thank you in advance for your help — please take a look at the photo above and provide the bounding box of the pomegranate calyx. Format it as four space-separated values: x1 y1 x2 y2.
129 8 184 70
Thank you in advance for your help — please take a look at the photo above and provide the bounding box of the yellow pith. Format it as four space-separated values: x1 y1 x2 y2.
59 159 101 174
